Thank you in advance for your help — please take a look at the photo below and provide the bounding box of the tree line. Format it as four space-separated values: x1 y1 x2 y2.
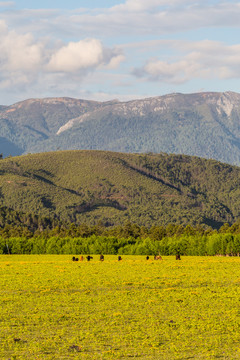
1 221 240 255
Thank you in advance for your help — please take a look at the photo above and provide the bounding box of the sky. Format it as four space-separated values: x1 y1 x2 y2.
1 0 240 104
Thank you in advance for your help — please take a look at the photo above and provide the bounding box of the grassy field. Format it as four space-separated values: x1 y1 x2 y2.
1 255 240 359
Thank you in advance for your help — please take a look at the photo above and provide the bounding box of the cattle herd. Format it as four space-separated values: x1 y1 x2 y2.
72 254 181 261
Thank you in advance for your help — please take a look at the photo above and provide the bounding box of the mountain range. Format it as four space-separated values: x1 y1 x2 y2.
2 91 240 165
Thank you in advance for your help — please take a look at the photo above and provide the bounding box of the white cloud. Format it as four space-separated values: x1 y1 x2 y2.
0 20 44 76
0 18 7 30
105 54 126 69
111 0 204 12
47 39 125 73
111 0 165 12
0 1 15 7
66 1 240 38
133 40 240 84
2 1 240 42
48 39 104 72
0 20 124 95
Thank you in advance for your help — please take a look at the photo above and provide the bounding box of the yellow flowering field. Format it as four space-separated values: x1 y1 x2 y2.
1 255 240 359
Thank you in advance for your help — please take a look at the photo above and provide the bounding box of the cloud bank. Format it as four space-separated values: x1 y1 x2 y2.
133 40 240 84
1 1 240 104
0 20 125 95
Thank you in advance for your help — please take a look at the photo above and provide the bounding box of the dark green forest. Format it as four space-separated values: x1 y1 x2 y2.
0 150 240 229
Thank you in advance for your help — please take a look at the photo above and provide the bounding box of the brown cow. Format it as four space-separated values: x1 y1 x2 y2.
154 255 162 260
79 256 84 261
100 254 104 261
176 254 181 260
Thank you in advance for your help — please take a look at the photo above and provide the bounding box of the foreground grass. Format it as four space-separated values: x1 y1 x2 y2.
1 255 240 359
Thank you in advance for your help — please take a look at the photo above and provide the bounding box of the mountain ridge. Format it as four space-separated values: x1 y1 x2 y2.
1 91 240 165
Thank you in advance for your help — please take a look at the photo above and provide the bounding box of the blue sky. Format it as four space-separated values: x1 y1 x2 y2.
0 0 240 104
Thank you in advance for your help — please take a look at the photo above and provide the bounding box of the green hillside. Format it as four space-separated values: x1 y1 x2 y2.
0 150 239 228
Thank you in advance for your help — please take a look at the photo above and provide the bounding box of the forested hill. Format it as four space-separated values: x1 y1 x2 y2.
0 150 240 229
2 92 240 166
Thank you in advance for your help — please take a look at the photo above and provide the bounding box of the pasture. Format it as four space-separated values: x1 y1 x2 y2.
1 255 240 359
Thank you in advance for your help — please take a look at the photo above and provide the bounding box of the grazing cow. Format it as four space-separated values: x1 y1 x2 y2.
154 255 162 260
176 254 181 260
79 256 84 261
100 254 104 261
118 256 122 261
72 256 79 261
86 255 93 261
146 256 149 260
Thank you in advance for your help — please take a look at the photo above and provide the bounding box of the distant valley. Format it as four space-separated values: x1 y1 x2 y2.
2 92 240 166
